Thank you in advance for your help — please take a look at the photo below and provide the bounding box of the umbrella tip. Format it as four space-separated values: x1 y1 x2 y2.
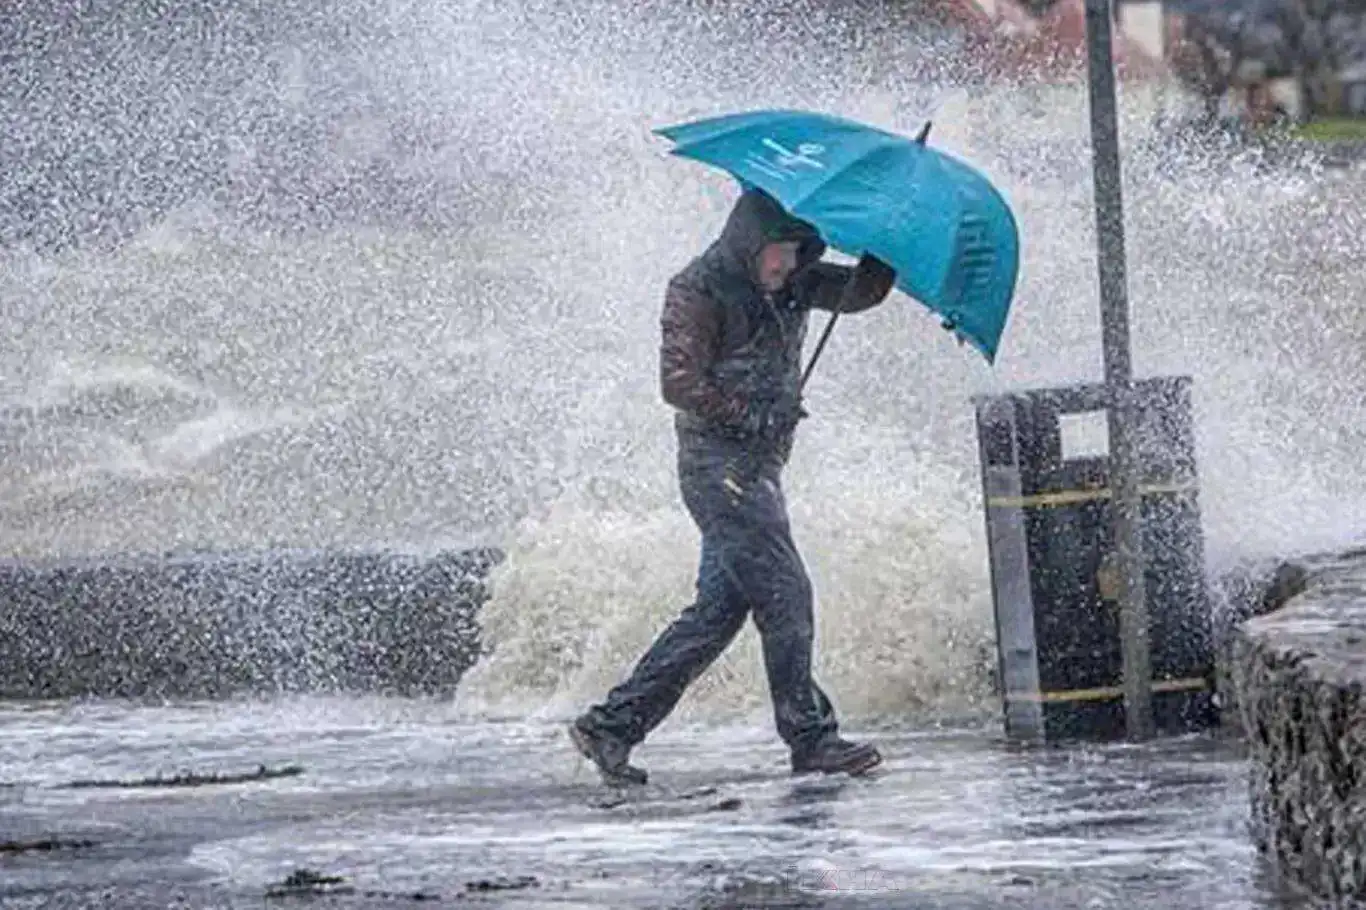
915 121 932 145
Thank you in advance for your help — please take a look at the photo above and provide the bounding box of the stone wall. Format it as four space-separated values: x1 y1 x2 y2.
1211 558 1312 727
0 547 502 700
1226 549 1366 902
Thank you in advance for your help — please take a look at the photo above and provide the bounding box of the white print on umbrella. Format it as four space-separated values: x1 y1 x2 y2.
745 138 827 181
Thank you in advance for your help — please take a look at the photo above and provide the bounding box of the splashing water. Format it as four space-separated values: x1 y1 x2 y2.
4 0 1366 728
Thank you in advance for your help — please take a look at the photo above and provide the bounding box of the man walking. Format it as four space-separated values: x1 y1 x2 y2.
570 188 897 784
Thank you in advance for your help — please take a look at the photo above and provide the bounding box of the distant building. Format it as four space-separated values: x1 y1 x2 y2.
949 0 1366 122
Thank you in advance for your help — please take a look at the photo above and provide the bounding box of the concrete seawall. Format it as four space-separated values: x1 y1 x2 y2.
1212 558 1313 727
0 547 502 700
1224 549 1366 902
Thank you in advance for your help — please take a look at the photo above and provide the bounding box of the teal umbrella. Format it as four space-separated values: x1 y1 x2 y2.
654 108 1021 364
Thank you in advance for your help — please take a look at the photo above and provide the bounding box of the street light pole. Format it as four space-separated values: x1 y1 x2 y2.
1082 0 1155 739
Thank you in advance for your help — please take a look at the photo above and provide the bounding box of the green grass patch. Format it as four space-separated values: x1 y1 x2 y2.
1291 117 1366 141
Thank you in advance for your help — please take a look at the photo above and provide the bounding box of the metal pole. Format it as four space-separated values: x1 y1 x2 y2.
1083 0 1154 739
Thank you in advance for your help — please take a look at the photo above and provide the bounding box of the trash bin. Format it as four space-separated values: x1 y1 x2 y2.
973 375 1218 742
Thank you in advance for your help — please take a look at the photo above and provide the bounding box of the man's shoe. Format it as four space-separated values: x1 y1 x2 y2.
568 716 648 786
791 735 882 776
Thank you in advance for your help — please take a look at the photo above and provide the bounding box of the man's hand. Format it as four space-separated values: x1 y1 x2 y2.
855 252 896 286
841 253 897 313
742 397 808 441
803 253 897 315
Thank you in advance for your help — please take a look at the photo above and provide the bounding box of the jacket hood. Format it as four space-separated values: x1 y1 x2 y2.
708 188 826 289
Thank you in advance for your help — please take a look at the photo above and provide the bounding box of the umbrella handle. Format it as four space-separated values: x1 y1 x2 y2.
800 309 842 391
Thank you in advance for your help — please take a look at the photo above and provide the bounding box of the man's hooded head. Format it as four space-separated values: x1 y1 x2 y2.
710 188 826 292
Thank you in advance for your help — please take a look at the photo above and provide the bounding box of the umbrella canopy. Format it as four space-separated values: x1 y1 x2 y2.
654 108 1020 363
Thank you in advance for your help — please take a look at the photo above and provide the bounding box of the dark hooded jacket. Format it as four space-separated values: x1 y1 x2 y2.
659 188 895 463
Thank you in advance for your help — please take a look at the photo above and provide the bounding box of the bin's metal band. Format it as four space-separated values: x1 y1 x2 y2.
1005 676 1208 704
987 482 1198 510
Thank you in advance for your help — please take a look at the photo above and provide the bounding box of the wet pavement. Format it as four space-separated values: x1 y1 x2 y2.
0 697 1314 909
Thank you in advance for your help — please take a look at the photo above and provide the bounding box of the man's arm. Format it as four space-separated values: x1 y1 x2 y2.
799 253 897 314
659 281 748 426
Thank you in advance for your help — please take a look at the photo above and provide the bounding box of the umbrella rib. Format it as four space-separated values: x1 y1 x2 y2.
781 139 909 248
